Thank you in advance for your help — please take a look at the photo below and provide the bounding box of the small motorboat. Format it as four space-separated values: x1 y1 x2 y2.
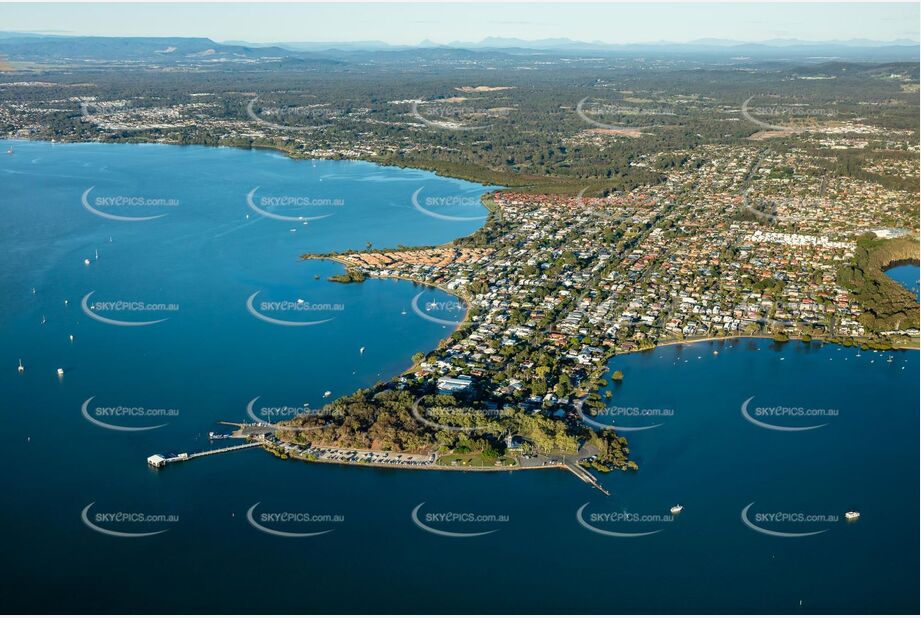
845 511 860 521
670 504 683 515
84 258 91 265
18 359 24 373
56 368 64 377
323 390 332 398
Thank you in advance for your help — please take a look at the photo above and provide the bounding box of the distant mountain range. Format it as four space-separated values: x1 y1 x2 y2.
0 32 917 65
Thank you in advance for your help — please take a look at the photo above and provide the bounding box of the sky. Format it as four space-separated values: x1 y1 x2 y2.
0 2 917 45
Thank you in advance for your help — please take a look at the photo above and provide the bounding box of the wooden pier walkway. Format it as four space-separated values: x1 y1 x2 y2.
147 441 260 468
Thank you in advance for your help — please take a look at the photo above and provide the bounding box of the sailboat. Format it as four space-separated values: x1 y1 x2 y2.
6 146 12 155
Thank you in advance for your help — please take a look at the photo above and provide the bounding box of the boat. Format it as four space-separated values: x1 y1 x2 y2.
84 258 91 265
359 346 365 355
323 390 332 398
95 249 99 260
886 356 893 363
845 511 860 521
670 504 683 514
41 315 46 325
6 146 12 155
69 335 74 342
297 298 305 304
56 368 64 377
18 359 24 373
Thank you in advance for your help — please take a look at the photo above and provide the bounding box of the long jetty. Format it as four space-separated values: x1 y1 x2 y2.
147 442 260 468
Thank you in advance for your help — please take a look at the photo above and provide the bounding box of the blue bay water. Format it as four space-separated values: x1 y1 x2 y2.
886 263 920 301
0 141 918 614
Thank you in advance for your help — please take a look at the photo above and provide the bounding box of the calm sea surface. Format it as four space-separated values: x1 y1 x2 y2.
1 141 917 614
886 263 920 301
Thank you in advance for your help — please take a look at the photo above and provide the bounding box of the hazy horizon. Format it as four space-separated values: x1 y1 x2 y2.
0 2 917 46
